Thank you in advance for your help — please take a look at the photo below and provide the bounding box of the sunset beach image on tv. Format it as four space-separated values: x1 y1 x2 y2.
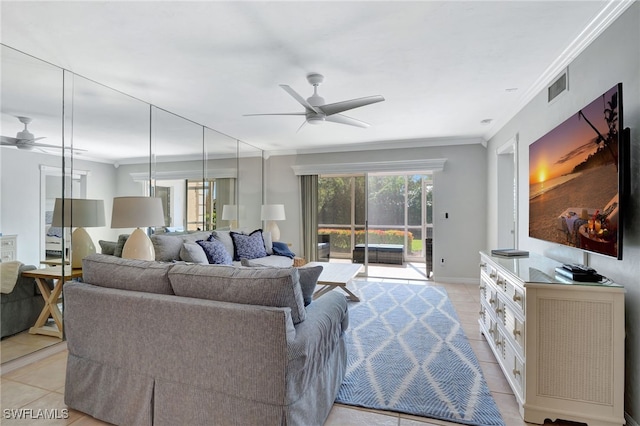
529 83 622 258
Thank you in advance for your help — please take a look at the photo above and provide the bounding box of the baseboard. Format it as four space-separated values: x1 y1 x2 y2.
626 412 639 426
432 275 479 285
0 341 67 375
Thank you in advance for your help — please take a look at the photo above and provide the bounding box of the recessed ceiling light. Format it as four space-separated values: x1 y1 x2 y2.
480 119 493 125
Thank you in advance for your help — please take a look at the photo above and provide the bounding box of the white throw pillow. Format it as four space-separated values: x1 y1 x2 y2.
262 231 273 255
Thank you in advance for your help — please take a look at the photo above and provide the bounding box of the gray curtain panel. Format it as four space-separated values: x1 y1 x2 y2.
300 175 318 262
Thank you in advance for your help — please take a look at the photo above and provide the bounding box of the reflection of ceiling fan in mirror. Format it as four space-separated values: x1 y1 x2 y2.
244 73 385 131
1 116 85 153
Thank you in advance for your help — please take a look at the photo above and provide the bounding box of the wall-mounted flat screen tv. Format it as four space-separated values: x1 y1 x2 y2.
529 83 626 259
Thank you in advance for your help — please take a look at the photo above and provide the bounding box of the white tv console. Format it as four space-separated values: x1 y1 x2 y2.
479 251 625 426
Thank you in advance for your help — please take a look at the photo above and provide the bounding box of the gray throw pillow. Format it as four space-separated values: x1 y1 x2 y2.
297 265 323 306
98 240 116 256
113 234 129 257
180 242 209 264
210 230 234 258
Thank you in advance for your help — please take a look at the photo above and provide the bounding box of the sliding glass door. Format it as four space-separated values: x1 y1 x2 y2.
318 172 433 278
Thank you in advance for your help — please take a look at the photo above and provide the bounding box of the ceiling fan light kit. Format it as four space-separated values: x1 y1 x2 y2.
244 73 384 130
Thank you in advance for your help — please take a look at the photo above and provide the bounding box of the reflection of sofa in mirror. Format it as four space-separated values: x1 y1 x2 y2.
1 262 53 338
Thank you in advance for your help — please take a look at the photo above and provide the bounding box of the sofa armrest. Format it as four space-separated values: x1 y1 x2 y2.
286 291 348 400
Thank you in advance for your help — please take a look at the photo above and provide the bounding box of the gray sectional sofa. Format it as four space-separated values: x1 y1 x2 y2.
64 254 348 426
1 263 52 338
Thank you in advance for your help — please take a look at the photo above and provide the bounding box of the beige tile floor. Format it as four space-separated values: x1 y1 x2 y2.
0 278 582 426
1 330 61 364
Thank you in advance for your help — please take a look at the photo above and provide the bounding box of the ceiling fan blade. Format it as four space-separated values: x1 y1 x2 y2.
279 85 320 113
1 136 19 145
243 112 305 116
325 114 371 128
295 120 307 133
319 95 385 116
32 137 46 142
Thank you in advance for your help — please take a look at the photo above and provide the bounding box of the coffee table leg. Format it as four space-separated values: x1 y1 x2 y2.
341 286 360 302
314 284 360 302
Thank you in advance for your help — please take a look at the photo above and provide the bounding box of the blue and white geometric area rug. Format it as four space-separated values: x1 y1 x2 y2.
335 281 505 426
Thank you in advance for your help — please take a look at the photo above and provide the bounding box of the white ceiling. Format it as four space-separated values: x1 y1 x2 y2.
0 1 629 156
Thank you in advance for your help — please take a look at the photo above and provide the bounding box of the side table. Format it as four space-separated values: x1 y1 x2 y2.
22 266 83 339
293 257 306 267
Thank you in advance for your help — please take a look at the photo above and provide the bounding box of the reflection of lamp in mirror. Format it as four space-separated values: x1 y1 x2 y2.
111 197 165 261
261 204 286 241
52 198 106 268
221 205 238 229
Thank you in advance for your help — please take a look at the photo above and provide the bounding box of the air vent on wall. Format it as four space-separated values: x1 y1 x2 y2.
548 71 568 103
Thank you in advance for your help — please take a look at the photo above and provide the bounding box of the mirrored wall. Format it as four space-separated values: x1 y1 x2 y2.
0 44 263 362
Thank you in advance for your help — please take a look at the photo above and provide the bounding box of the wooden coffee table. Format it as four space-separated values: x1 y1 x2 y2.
308 262 362 302
22 266 83 338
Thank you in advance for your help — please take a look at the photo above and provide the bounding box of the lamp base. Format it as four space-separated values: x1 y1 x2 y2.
71 227 96 268
265 221 281 242
122 228 155 261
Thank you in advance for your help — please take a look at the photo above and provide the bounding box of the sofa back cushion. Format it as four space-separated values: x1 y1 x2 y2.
151 231 212 262
240 259 323 306
82 254 174 295
168 264 306 324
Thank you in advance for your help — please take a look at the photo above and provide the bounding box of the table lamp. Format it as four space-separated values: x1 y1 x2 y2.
261 204 286 241
111 196 165 260
221 205 238 229
52 198 106 268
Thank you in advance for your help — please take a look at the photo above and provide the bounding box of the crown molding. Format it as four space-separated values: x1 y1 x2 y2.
484 0 635 142
291 158 447 176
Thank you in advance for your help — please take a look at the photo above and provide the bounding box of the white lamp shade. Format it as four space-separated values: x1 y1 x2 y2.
51 199 105 267
52 198 105 228
260 204 286 221
111 197 165 228
221 205 237 220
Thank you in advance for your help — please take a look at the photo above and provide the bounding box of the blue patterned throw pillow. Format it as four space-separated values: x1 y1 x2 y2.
230 230 267 261
196 239 233 265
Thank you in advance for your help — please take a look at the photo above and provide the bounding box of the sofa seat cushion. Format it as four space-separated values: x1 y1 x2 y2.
236 254 293 268
168 264 306 324
82 254 175 295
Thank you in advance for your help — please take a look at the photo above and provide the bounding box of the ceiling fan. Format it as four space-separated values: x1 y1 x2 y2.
1 116 84 152
244 73 385 130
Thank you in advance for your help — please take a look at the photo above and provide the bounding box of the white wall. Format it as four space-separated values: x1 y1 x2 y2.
265 142 488 283
486 4 639 422
0 148 118 265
